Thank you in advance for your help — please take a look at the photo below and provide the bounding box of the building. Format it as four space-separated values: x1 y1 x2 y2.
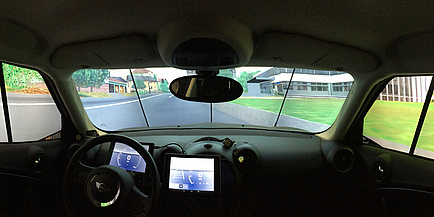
108 77 128 93
126 74 158 93
76 76 128 93
121 68 159 93
75 68 161 94
377 76 431 103
247 68 354 98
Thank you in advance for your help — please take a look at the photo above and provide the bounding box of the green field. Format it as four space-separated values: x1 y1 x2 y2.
78 92 113 98
365 100 434 152
232 98 434 152
232 98 345 125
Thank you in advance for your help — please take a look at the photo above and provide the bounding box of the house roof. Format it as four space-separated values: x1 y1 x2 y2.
272 73 354 84
109 77 127 84
127 75 158 82
247 77 274 83
132 68 153 75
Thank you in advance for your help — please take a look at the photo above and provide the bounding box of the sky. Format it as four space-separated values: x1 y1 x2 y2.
109 67 271 83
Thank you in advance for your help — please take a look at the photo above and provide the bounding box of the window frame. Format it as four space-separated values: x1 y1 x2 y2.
361 75 434 159
0 62 68 143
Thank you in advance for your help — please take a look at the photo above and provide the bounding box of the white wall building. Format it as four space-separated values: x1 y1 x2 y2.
378 76 432 102
248 68 354 98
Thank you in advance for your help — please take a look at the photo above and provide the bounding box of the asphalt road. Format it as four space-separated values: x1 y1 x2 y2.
0 93 61 142
0 93 250 141
0 92 327 141
83 93 249 131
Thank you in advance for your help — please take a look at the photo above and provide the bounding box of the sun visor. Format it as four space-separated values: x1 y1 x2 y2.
253 32 378 73
51 35 156 69
0 19 44 63
157 16 254 70
391 32 434 73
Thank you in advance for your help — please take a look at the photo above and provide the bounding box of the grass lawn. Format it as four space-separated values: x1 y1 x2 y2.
119 92 137 97
232 98 346 125
364 100 434 152
78 92 113 98
364 100 421 148
232 98 434 152
119 92 154 97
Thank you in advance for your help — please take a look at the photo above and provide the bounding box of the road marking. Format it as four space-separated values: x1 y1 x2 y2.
85 99 139 110
0 94 163 108
7 102 56 106
169 95 173 98
84 94 162 110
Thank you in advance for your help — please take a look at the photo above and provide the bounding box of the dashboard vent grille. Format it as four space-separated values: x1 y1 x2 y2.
373 161 387 183
233 145 260 172
30 154 48 173
327 146 355 173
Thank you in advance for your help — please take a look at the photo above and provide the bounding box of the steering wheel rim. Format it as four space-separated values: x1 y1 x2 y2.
63 134 160 217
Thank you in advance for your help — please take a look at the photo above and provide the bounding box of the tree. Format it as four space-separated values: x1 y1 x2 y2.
237 71 259 93
72 69 110 92
2 63 43 91
86 69 110 92
72 70 86 91
158 79 169 93
131 77 146 92
218 69 234 78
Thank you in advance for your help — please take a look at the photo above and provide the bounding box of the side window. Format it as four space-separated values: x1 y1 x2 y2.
364 76 433 157
0 63 61 142
415 91 434 158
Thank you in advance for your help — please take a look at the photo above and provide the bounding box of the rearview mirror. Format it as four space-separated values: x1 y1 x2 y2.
169 75 243 103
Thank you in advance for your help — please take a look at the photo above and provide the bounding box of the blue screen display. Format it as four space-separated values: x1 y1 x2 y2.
168 156 215 192
109 143 148 173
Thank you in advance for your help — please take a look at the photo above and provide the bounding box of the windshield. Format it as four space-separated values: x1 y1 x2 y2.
72 67 353 132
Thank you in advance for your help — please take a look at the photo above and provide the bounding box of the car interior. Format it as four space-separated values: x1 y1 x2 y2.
0 1 434 217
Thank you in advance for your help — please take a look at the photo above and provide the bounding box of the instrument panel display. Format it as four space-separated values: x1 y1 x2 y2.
109 142 150 173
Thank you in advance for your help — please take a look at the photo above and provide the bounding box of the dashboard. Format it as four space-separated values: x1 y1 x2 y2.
78 127 356 216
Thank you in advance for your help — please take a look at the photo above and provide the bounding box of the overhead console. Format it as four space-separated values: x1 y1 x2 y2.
157 15 254 71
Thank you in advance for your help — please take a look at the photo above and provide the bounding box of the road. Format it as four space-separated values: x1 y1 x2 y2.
0 93 250 141
1 92 323 141
0 93 60 142
83 93 249 130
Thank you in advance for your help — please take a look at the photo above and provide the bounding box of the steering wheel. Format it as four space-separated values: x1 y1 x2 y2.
63 135 160 217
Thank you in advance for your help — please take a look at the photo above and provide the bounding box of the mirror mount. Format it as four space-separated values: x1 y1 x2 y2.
196 70 219 77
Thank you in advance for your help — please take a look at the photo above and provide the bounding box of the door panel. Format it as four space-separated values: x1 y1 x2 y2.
355 144 434 216
0 140 68 217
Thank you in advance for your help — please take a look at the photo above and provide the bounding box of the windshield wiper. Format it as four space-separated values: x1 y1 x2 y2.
274 68 296 127
129 69 150 127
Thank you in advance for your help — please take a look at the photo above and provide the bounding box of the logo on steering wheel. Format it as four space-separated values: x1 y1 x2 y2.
95 181 111 193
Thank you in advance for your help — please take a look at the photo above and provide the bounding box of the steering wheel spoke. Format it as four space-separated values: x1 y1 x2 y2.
131 185 152 212
72 162 95 185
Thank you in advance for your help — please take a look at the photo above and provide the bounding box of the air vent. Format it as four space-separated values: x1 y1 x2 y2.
157 144 183 172
233 144 260 172
30 154 48 173
373 161 387 183
326 146 355 173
